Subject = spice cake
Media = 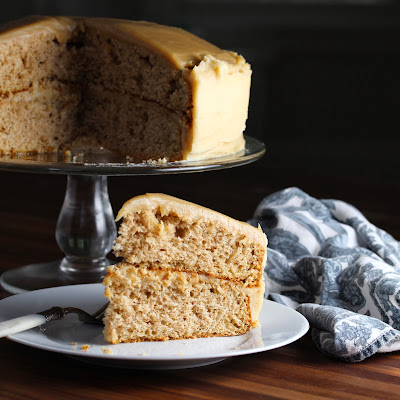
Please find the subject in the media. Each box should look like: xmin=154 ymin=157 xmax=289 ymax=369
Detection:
xmin=103 ymin=193 xmax=267 ymax=344
xmin=0 ymin=16 xmax=252 ymax=161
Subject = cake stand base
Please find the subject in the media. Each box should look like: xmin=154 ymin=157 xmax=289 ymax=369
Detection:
xmin=0 ymin=258 xmax=114 ymax=294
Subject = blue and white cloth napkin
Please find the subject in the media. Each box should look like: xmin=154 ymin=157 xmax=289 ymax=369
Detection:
xmin=248 ymin=187 xmax=400 ymax=362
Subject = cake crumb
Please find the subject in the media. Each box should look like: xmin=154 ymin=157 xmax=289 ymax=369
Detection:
xmin=101 ymin=346 xmax=114 ymax=355
xmin=177 ymin=351 xmax=184 ymax=356
xmin=81 ymin=344 xmax=90 ymax=352
xmin=139 ymin=351 xmax=148 ymax=356
xmin=141 ymin=157 xmax=168 ymax=165
xmin=71 ymin=342 xmax=77 ymax=346
xmin=72 ymin=152 xmax=84 ymax=163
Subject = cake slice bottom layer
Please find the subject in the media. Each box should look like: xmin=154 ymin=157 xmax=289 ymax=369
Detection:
xmin=103 ymin=263 xmax=257 ymax=344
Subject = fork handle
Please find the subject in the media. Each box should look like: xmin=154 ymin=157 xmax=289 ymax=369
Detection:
xmin=0 ymin=314 xmax=46 ymax=338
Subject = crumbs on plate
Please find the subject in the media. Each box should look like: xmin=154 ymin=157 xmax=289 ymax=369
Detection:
xmin=81 ymin=344 xmax=90 ymax=352
xmin=101 ymin=346 xmax=114 ymax=355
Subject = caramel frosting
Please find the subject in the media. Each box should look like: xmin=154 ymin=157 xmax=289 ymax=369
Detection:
xmin=0 ymin=16 xmax=245 ymax=70
xmin=0 ymin=15 xmax=76 ymax=42
xmin=81 ymin=18 xmax=238 ymax=69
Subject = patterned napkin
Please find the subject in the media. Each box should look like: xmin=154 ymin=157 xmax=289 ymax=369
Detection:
xmin=248 ymin=187 xmax=400 ymax=362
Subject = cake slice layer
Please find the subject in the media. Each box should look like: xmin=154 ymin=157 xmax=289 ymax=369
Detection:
xmin=103 ymin=263 xmax=264 ymax=344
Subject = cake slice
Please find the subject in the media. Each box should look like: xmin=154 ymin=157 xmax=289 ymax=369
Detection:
xmin=103 ymin=194 xmax=267 ymax=344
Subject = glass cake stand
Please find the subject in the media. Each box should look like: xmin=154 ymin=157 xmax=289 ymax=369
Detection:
xmin=0 ymin=136 xmax=265 ymax=294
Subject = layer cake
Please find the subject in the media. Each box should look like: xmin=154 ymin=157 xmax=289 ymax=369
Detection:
xmin=0 ymin=16 xmax=252 ymax=161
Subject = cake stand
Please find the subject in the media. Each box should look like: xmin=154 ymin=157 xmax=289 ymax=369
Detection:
xmin=0 ymin=136 xmax=265 ymax=294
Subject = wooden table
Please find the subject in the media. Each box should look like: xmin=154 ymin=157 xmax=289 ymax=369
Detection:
xmin=0 ymin=160 xmax=399 ymax=400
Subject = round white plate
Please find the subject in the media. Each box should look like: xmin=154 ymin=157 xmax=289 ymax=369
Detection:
xmin=0 ymin=284 xmax=309 ymax=369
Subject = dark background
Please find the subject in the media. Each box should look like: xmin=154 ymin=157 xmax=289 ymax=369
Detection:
xmin=0 ymin=1 xmax=399 ymax=242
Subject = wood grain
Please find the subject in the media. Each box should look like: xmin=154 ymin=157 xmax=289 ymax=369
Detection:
xmin=0 ymin=167 xmax=399 ymax=400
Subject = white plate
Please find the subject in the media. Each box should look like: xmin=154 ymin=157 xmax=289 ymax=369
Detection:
xmin=0 ymin=284 xmax=309 ymax=369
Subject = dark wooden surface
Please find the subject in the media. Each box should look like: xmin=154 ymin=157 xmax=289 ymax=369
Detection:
xmin=0 ymin=158 xmax=399 ymax=399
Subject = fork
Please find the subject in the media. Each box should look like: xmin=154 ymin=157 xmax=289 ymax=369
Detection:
xmin=0 ymin=302 xmax=108 ymax=338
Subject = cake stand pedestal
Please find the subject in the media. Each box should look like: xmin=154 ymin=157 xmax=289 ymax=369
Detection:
xmin=0 ymin=136 xmax=265 ymax=294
